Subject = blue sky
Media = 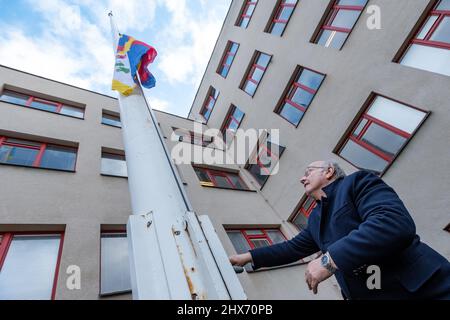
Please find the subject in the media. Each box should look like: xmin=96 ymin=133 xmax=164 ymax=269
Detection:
xmin=0 ymin=0 xmax=231 ymax=117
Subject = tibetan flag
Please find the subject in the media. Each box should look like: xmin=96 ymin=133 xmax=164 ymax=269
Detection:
xmin=112 ymin=34 xmax=157 ymax=96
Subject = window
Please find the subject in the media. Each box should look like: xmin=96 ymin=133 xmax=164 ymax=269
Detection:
xmin=313 ymin=0 xmax=368 ymax=49
xmin=236 ymin=0 xmax=258 ymax=28
xmin=193 ymin=166 xmax=249 ymax=190
xmin=276 ymin=66 xmax=325 ymax=126
xmin=100 ymin=232 xmax=131 ymax=295
xmin=337 ymin=95 xmax=429 ymax=175
xmin=172 ymin=128 xmax=214 ymax=148
xmin=399 ymin=0 xmax=450 ymax=76
xmin=241 ymin=52 xmax=271 ymax=96
xmin=217 ymin=41 xmax=239 ymax=78
xmin=102 ymin=111 xmax=122 ymax=128
xmin=290 ymin=196 xmax=317 ymax=231
xmin=200 ymin=87 xmax=219 ymax=121
xmin=226 ymin=228 xmax=286 ymax=271
xmin=246 ymin=138 xmax=286 ymax=187
xmin=0 ymin=232 xmax=63 ymax=300
xmin=101 ymin=152 xmax=127 ymax=177
xmin=0 ymin=89 xmax=85 ymax=118
xmin=0 ymin=136 xmax=77 ymax=171
xmin=221 ymin=105 xmax=245 ymax=143
xmin=266 ymin=0 xmax=298 ymax=36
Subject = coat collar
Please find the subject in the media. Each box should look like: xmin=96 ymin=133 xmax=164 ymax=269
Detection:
xmin=317 ymin=177 xmax=343 ymax=204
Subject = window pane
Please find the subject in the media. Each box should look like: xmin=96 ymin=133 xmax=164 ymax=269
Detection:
xmin=248 ymin=164 xmax=269 ymax=185
xmin=244 ymin=80 xmax=257 ymax=96
xmin=0 ymin=91 xmax=29 ymax=105
xmin=437 ymin=0 xmax=450 ymax=10
xmin=293 ymin=212 xmax=309 ymax=230
xmin=227 ymin=231 xmax=251 ymax=254
xmin=337 ymin=0 xmax=367 ymax=6
xmin=240 ymin=17 xmax=250 ymax=28
xmin=60 ymin=105 xmax=84 ymax=118
xmin=230 ymin=43 xmax=239 ymax=54
xmin=339 ymin=139 xmax=388 ymax=174
xmin=0 ymin=235 xmax=60 ymax=300
xmin=101 ymin=234 xmax=131 ymax=295
xmin=227 ymin=174 xmax=247 ymax=189
xmin=270 ymin=22 xmax=286 ymax=36
xmin=416 ymin=15 xmax=439 ymax=40
xmin=194 ymin=168 xmax=211 ymax=182
xmin=278 ymin=6 xmax=294 ymax=22
xmin=225 ymin=54 xmax=235 ymax=67
xmin=245 ymin=230 xmax=264 ymax=236
xmin=232 ymin=107 xmax=244 ymax=122
xmin=101 ymin=154 xmax=127 ymax=177
xmin=298 ymin=69 xmax=324 ymax=90
xmin=250 ymin=239 xmax=270 ymax=248
xmin=220 ymin=65 xmax=230 ymax=77
xmin=317 ymin=29 xmax=348 ymax=49
xmin=102 ymin=114 xmax=122 ymax=127
xmin=280 ymin=102 xmax=304 ymax=125
xmin=202 ymin=107 xmax=212 ymax=120
xmin=40 ymin=146 xmax=76 ymax=171
xmin=291 ymin=88 xmax=314 ymax=108
xmin=257 ymin=53 xmax=271 ymax=68
xmin=430 ymin=16 xmax=450 ymax=44
xmin=0 ymin=145 xmax=38 ymax=166
xmin=212 ymin=175 xmax=232 ymax=188
xmin=367 ymin=96 xmax=426 ymax=134
xmin=266 ymin=230 xmax=285 ymax=244
xmin=353 ymin=118 xmax=368 ymax=137
xmin=361 ymin=123 xmax=407 ymax=157
xmin=251 ymin=67 xmax=264 ymax=83
xmin=30 ymin=100 xmax=58 ymax=113
xmin=244 ymin=2 xmax=256 ymax=16
xmin=400 ymin=43 xmax=450 ymax=77
xmin=330 ymin=9 xmax=361 ymax=29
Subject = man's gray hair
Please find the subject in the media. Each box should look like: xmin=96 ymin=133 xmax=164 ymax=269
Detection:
xmin=324 ymin=160 xmax=346 ymax=180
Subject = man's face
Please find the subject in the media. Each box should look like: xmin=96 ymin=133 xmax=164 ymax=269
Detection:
xmin=300 ymin=161 xmax=329 ymax=195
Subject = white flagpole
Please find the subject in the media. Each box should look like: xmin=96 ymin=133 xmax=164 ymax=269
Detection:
xmin=108 ymin=12 xmax=246 ymax=300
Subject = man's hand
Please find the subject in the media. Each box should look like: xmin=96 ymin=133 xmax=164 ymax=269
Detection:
xmin=229 ymin=252 xmax=253 ymax=267
xmin=305 ymin=256 xmax=333 ymax=294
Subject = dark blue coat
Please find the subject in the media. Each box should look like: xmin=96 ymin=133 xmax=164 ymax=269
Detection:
xmin=250 ymin=171 xmax=450 ymax=299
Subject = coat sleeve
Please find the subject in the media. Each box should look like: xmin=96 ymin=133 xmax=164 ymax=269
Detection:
xmin=327 ymin=171 xmax=416 ymax=275
xmin=250 ymin=226 xmax=320 ymax=270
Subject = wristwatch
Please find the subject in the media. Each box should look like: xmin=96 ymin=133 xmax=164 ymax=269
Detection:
xmin=321 ymin=252 xmax=337 ymax=274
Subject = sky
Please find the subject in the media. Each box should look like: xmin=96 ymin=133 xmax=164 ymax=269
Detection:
xmin=0 ymin=0 xmax=231 ymax=117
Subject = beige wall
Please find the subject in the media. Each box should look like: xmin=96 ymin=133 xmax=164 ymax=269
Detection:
xmin=1 ymin=0 xmax=449 ymax=301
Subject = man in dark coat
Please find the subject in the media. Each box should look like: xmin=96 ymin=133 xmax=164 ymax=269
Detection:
xmin=229 ymin=160 xmax=450 ymax=299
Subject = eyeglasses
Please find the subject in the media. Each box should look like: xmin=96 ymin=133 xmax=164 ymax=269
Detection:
xmin=303 ymin=166 xmax=327 ymax=177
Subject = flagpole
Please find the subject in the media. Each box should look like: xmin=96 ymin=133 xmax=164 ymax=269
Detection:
xmin=108 ymin=12 xmax=246 ymax=300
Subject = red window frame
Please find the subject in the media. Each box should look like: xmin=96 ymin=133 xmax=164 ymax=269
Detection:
xmin=0 ymin=89 xmax=85 ymax=118
xmin=290 ymin=196 xmax=317 ymax=231
xmin=314 ymin=0 xmax=367 ymax=47
xmin=0 ymin=231 xmax=65 ymax=300
xmin=217 ymin=41 xmax=239 ymax=78
xmin=267 ymin=0 xmax=298 ymax=35
xmin=236 ymin=1 xmax=258 ymax=28
xmin=0 ymin=136 xmax=78 ymax=171
xmin=246 ymin=139 xmax=285 ymax=187
xmin=221 ymin=105 xmax=244 ymax=135
xmin=405 ymin=0 xmax=450 ymax=52
xmin=228 ymin=229 xmax=287 ymax=249
xmin=241 ymin=52 xmax=271 ymax=97
xmin=276 ymin=66 xmax=326 ymax=126
xmin=336 ymin=94 xmax=430 ymax=176
xmin=199 ymin=87 xmax=219 ymax=122
xmin=194 ymin=166 xmax=248 ymax=190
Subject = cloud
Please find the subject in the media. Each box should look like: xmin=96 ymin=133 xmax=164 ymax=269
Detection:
xmin=145 ymin=96 xmax=170 ymax=112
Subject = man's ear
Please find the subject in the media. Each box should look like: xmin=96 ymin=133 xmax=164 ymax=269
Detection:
xmin=325 ymin=167 xmax=335 ymax=180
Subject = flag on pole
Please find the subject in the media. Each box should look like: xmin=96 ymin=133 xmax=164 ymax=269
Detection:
xmin=112 ymin=34 xmax=157 ymax=96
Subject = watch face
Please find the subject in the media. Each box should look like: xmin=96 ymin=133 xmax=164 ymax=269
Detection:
xmin=321 ymin=254 xmax=328 ymax=265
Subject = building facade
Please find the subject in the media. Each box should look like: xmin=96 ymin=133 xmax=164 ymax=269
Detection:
xmin=0 ymin=0 xmax=449 ymax=300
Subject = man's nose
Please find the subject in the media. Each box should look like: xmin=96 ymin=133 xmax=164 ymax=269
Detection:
xmin=300 ymin=176 xmax=307 ymax=185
